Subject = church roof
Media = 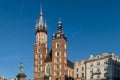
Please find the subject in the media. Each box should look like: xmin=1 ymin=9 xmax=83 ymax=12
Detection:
xmin=44 ymin=50 xmax=52 ymax=62
xmin=67 ymin=59 xmax=74 ymax=69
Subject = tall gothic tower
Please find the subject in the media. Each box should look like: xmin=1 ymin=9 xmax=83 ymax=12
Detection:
xmin=52 ymin=20 xmax=67 ymax=80
xmin=34 ymin=9 xmax=48 ymax=80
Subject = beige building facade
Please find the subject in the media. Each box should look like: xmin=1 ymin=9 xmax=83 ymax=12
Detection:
xmin=74 ymin=53 xmax=120 ymax=80
xmin=86 ymin=53 xmax=120 ymax=80
xmin=74 ymin=60 xmax=86 ymax=80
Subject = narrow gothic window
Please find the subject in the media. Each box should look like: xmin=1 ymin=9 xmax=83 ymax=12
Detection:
xmin=38 ymin=67 xmax=40 ymax=72
xmin=45 ymin=64 xmax=51 ymax=75
xmin=64 ymin=52 xmax=66 ymax=57
xmin=54 ymin=59 xmax=56 ymax=63
xmin=57 ymin=71 xmax=59 ymax=76
xmin=37 ymin=49 xmax=40 ymax=53
xmin=59 ymin=71 xmax=61 ymax=76
xmin=56 ymin=43 xmax=60 ymax=48
xmin=40 ymin=54 xmax=42 ymax=58
xmin=59 ymin=64 xmax=61 ymax=69
xmin=64 ymin=44 xmax=66 ymax=49
xmin=40 ymin=60 xmax=42 ymax=64
xmin=59 ymin=58 xmax=61 ymax=62
xmin=57 ymin=65 xmax=59 ymax=69
xmin=41 ymin=66 xmax=43 ymax=71
xmin=54 ymin=72 xmax=56 ymax=76
xmin=57 ymin=58 xmax=59 ymax=63
xmin=56 ymin=52 xmax=59 ymax=56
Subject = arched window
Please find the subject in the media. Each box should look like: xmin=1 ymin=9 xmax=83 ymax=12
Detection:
xmin=45 ymin=64 xmax=51 ymax=75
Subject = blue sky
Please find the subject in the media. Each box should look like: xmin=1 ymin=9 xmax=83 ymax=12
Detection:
xmin=0 ymin=0 xmax=120 ymax=79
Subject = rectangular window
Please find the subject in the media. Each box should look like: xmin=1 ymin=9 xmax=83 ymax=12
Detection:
xmin=104 ymin=73 xmax=107 ymax=77
xmin=97 ymin=68 xmax=100 ymax=72
xmin=97 ymin=62 xmax=100 ymax=65
xmin=97 ymin=75 xmax=100 ymax=79
xmin=82 ymin=67 xmax=84 ymax=71
xmin=82 ymin=73 xmax=84 ymax=77
xmin=90 ymin=63 xmax=93 ymax=67
xmin=104 ymin=60 xmax=108 ymax=64
xmin=104 ymin=67 xmax=107 ymax=71
xmin=76 ymin=74 xmax=78 ymax=78
xmin=76 ymin=68 xmax=78 ymax=72
xmin=90 ymin=69 xmax=93 ymax=74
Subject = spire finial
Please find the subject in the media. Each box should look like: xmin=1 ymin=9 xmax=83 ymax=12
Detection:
xmin=40 ymin=4 xmax=43 ymax=16
xmin=58 ymin=17 xmax=62 ymax=32
xmin=39 ymin=4 xmax=44 ymax=26
xmin=58 ymin=17 xmax=62 ymax=24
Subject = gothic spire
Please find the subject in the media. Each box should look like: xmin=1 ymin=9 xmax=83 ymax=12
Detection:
xmin=39 ymin=5 xmax=44 ymax=27
xmin=35 ymin=5 xmax=47 ymax=34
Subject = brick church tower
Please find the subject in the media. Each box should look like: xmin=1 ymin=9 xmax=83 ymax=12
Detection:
xmin=34 ymin=9 xmax=48 ymax=80
xmin=34 ymin=7 xmax=74 ymax=80
xmin=52 ymin=20 xmax=67 ymax=80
